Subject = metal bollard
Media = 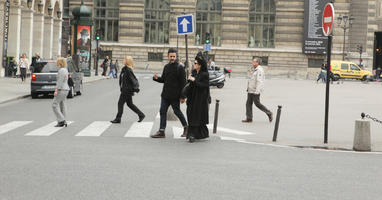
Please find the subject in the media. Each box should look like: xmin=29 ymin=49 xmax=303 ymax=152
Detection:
xmin=272 ymin=105 xmax=282 ymax=142
xmin=213 ymin=99 xmax=220 ymax=134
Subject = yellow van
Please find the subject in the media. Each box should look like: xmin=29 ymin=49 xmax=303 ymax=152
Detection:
xmin=331 ymin=60 xmax=372 ymax=81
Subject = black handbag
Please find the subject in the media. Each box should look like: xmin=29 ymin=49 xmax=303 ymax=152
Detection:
xmin=182 ymin=82 xmax=192 ymax=97
xmin=68 ymin=76 xmax=74 ymax=87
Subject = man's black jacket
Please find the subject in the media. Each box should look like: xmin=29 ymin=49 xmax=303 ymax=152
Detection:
xmin=153 ymin=62 xmax=186 ymax=100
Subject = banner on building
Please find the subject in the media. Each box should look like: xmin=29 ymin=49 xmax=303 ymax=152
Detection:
xmin=303 ymin=0 xmax=332 ymax=55
xmin=2 ymin=0 xmax=10 ymax=69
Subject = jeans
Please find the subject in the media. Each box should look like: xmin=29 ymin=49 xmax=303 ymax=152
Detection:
xmin=159 ymin=97 xmax=187 ymax=131
xmin=108 ymin=69 xmax=116 ymax=78
xmin=246 ymin=93 xmax=272 ymax=120
xmin=116 ymin=93 xmax=144 ymax=119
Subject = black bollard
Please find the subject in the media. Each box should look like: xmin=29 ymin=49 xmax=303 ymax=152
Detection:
xmin=272 ymin=105 xmax=282 ymax=142
xmin=213 ymin=99 xmax=220 ymax=134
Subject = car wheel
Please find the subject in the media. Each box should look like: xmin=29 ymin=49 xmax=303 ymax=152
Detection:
xmin=31 ymin=92 xmax=38 ymax=99
xmin=76 ymin=82 xmax=83 ymax=95
xmin=67 ymin=87 xmax=74 ymax=98
xmin=217 ymin=83 xmax=224 ymax=89
xmin=333 ymin=74 xmax=340 ymax=81
xmin=361 ymin=75 xmax=367 ymax=81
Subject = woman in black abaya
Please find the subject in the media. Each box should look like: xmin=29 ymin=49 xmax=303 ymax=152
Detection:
xmin=185 ymin=55 xmax=210 ymax=143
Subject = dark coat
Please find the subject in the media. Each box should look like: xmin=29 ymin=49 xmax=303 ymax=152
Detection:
xmin=153 ymin=62 xmax=186 ymax=100
xmin=119 ymin=66 xmax=139 ymax=96
xmin=186 ymin=70 xmax=210 ymax=126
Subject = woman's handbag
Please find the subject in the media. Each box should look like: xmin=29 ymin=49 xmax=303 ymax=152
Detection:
xmin=181 ymin=82 xmax=191 ymax=97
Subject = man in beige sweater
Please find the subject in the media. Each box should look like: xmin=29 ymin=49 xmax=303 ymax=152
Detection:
xmin=242 ymin=57 xmax=273 ymax=123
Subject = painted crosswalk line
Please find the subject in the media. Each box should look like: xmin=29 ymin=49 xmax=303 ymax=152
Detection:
xmin=0 ymin=121 xmax=33 ymax=135
xmin=76 ymin=121 xmax=111 ymax=137
xmin=124 ymin=122 xmax=153 ymax=138
xmin=172 ymin=127 xmax=184 ymax=139
xmin=25 ymin=121 xmax=73 ymax=136
xmin=207 ymin=124 xmax=255 ymax=135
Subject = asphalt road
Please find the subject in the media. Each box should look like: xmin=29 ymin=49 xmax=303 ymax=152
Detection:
xmin=0 ymin=76 xmax=381 ymax=200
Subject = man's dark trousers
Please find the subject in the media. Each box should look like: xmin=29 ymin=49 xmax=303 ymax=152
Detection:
xmin=246 ymin=93 xmax=272 ymax=120
xmin=159 ymin=97 xmax=187 ymax=131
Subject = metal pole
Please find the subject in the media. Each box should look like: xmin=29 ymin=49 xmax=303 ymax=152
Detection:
xmin=342 ymin=26 xmax=346 ymax=61
xmin=272 ymin=105 xmax=282 ymax=142
xmin=213 ymin=99 xmax=220 ymax=134
xmin=95 ymin=39 xmax=98 ymax=76
xmin=324 ymin=35 xmax=332 ymax=144
xmin=185 ymin=34 xmax=189 ymax=77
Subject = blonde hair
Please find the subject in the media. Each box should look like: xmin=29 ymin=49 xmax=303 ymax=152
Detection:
xmin=56 ymin=57 xmax=67 ymax=68
xmin=124 ymin=56 xmax=134 ymax=69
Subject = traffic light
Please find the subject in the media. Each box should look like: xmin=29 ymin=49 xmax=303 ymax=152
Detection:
xmin=205 ymin=32 xmax=210 ymax=44
xmin=95 ymin=29 xmax=101 ymax=40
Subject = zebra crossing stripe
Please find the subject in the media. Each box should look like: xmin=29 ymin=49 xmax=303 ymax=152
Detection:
xmin=124 ymin=122 xmax=153 ymax=138
xmin=0 ymin=121 xmax=33 ymax=135
xmin=207 ymin=124 xmax=254 ymax=135
xmin=172 ymin=127 xmax=184 ymax=139
xmin=25 ymin=121 xmax=73 ymax=136
xmin=76 ymin=121 xmax=111 ymax=137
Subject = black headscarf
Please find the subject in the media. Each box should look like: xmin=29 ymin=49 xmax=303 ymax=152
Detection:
xmin=195 ymin=54 xmax=207 ymax=72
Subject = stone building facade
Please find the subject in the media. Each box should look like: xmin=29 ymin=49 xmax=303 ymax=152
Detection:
xmin=0 ymin=0 xmax=63 ymax=77
xmin=5 ymin=0 xmax=382 ymax=78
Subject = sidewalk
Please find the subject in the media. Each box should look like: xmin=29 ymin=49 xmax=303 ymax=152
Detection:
xmin=0 ymin=71 xmax=107 ymax=104
xmin=209 ymin=77 xmax=382 ymax=152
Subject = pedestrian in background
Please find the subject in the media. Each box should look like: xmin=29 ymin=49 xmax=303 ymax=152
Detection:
xmin=208 ymin=57 xmax=215 ymax=70
xmin=52 ymin=57 xmax=70 ymax=127
xmin=9 ymin=59 xmax=17 ymax=78
xmin=30 ymin=53 xmax=41 ymax=74
xmin=108 ymin=59 xmax=116 ymax=78
xmin=184 ymin=55 xmax=210 ymax=143
xmin=110 ymin=56 xmax=145 ymax=124
xmin=242 ymin=57 xmax=273 ymax=123
xmin=114 ymin=59 xmax=119 ymax=78
xmin=151 ymin=48 xmax=188 ymax=138
xmin=102 ymin=56 xmax=109 ymax=76
xmin=18 ymin=53 xmax=29 ymax=83
xmin=317 ymin=64 xmax=327 ymax=83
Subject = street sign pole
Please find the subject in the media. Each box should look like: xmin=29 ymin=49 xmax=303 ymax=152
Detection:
xmin=322 ymin=3 xmax=334 ymax=144
xmin=185 ymin=34 xmax=189 ymax=77
xmin=324 ymin=35 xmax=332 ymax=144
xmin=95 ymin=39 xmax=98 ymax=76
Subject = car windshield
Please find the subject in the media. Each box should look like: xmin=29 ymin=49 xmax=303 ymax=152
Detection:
xmin=34 ymin=62 xmax=59 ymax=73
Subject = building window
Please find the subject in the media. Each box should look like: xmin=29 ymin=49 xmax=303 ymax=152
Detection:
xmin=148 ymin=52 xmax=163 ymax=61
xmin=144 ymin=0 xmax=170 ymax=44
xmin=253 ymin=56 xmax=269 ymax=66
xmin=308 ymin=59 xmax=324 ymax=68
xmin=249 ymin=0 xmax=275 ymax=48
xmin=195 ymin=0 xmax=222 ymax=46
xmin=63 ymin=0 xmax=69 ymax=18
xmin=94 ymin=0 xmax=119 ymax=42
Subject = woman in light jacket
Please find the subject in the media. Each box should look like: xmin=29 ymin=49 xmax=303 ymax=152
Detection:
xmin=18 ymin=53 xmax=29 ymax=82
xmin=110 ymin=56 xmax=145 ymax=123
xmin=52 ymin=57 xmax=70 ymax=127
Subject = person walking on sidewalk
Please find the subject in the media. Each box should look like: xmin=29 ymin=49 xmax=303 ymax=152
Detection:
xmin=18 ymin=53 xmax=29 ymax=83
xmin=317 ymin=64 xmax=327 ymax=83
xmin=151 ymin=48 xmax=188 ymax=138
xmin=110 ymin=56 xmax=145 ymax=124
xmin=52 ymin=57 xmax=70 ymax=127
xmin=108 ymin=59 xmax=116 ymax=78
xmin=184 ymin=55 xmax=210 ymax=143
xmin=114 ymin=59 xmax=119 ymax=78
xmin=242 ymin=57 xmax=273 ymax=123
xmin=102 ymin=56 xmax=109 ymax=76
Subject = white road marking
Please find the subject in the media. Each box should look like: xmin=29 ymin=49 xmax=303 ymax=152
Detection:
xmin=172 ymin=127 xmax=184 ymax=139
xmin=0 ymin=121 xmax=33 ymax=135
xmin=124 ymin=122 xmax=153 ymax=138
xmin=156 ymin=113 xmax=160 ymax=119
xmin=220 ymin=136 xmax=245 ymax=142
xmin=207 ymin=124 xmax=254 ymax=135
xmin=25 ymin=121 xmax=73 ymax=136
xmin=76 ymin=121 xmax=111 ymax=137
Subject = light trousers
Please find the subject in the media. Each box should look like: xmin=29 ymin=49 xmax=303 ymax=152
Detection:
xmin=52 ymin=90 xmax=69 ymax=122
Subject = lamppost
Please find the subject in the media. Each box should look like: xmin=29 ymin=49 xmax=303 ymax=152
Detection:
xmin=337 ymin=15 xmax=355 ymax=61
xmin=357 ymin=44 xmax=363 ymax=67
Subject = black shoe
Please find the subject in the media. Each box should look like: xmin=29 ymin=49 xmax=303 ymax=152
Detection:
xmin=110 ymin=119 xmax=121 ymax=123
xmin=189 ymin=135 xmax=195 ymax=143
xmin=55 ymin=121 xmax=67 ymax=127
xmin=181 ymin=126 xmax=188 ymax=137
xmin=138 ymin=115 xmax=145 ymax=122
xmin=241 ymin=119 xmax=253 ymax=123
xmin=151 ymin=130 xmax=165 ymax=138
xmin=268 ymin=112 xmax=273 ymax=123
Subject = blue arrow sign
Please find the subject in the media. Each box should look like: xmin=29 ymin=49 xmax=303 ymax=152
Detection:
xmin=177 ymin=14 xmax=194 ymax=35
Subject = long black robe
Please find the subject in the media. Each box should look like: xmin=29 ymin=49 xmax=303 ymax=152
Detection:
xmin=186 ymin=70 xmax=210 ymax=139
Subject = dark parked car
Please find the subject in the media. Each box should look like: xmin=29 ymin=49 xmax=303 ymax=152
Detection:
xmin=31 ymin=58 xmax=83 ymax=98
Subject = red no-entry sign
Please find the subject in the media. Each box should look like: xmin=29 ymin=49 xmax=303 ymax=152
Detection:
xmin=322 ymin=3 xmax=335 ymax=36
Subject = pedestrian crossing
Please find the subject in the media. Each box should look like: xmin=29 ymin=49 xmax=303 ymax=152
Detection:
xmin=0 ymin=121 xmax=252 ymax=140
